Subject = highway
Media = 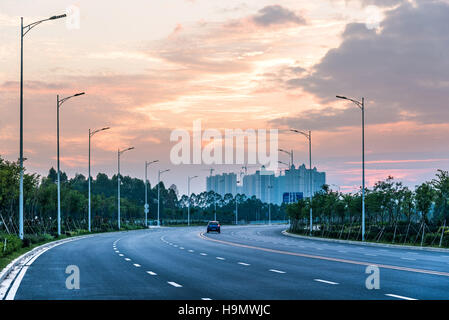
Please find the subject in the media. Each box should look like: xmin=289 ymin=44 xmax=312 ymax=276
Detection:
xmin=5 ymin=225 xmax=449 ymax=300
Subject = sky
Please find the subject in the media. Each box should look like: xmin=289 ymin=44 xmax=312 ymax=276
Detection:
xmin=1 ymin=0 xmax=449 ymax=196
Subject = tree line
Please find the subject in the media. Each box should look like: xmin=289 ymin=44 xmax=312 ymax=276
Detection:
xmin=0 ymin=155 xmax=287 ymax=236
xmin=286 ymin=170 xmax=449 ymax=247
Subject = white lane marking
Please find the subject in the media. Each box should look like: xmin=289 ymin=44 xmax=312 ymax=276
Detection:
xmin=364 ymin=254 xmax=377 ymax=256
xmin=202 ymin=298 xmax=212 ymax=300
xmin=188 ymin=250 xmax=194 ymax=253
xmin=133 ymin=264 xmax=141 ymax=267
xmin=338 ymin=250 xmax=347 ymax=253
xmin=269 ymin=269 xmax=286 ymax=274
xmin=385 ymin=294 xmax=417 ymax=300
xmin=115 ymin=250 xmax=119 ymax=253
xmin=401 ymin=257 xmax=416 ymax=261
xmin=238 ymin=262 xmax=250 ymax=266
xmin=216 ymin=257 xmax=225 ymax=260
xmin=314 ymin=279 xmax=339 ymax=285
xmin=147 ymin=271 xmax=157 ymax=276
xmin=168 ymin=281 xmax=183 ymax=288
xmin=119 ymin=254 xmax=124 ymax=257
xmin=173 ymin=245 xmax=178 ymax=247
xmin=200 ymin=253 xmax=207 ymax=256
xmin=125 ymin=258 xmax=131 ymax=261
xmin=180 ymin=247 xmax=184 ymax=250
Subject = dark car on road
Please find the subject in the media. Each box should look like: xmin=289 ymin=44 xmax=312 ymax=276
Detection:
xmin=206 ymin=221 xmax=220 ymax=233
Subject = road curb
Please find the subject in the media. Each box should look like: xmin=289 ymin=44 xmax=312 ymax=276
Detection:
xmin=281 ymin=230 xmax=449 ymax=253
xmin=0 ymin=234 xmax=93 ymax=285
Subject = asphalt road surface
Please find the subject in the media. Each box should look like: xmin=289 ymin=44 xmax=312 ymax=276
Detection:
xmin=7 ymin=225 xmax=449 ymax=300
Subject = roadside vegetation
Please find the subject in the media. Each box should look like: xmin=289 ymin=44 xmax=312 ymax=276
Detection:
xmin=0 ymin=155 xmax=287 ymax=269
xmin=287 ymin=170 xmax=449 ymax=248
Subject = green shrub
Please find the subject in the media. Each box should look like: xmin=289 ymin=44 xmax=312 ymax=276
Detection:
xmin=0 ymin=233 xmax=23 ymax=257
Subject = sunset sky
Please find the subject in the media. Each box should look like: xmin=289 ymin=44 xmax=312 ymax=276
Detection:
xmin=1 ymin=0 xmax=448 ymax=196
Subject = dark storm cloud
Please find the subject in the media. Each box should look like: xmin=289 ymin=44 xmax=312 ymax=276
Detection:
xmin=252 ymin=5 xmax=306 ymax=26
xmin=274 ymin=0 xmax=449 ymax=130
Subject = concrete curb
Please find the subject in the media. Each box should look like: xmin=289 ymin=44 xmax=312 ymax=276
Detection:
xmin=0 ymin=234 xmax=95 ymax=285
xmin=281 ymin=230 xmax=449 ymax=253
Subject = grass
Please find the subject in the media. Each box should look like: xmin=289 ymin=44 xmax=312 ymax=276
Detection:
xmin=0 ymin=238 xmax=57 ymax=271
xmin=288 ymin=229 xmax=448 ymax=249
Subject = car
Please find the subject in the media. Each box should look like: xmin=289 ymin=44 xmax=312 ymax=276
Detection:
xmin=206 ymin=221 xmax=220 ymax=233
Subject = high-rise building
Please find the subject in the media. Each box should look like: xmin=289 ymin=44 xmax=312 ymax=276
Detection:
xmin=206 ymin=172 xmax=237 ymax=197
xmin=206 ymin=165 xmax=326 ymax=205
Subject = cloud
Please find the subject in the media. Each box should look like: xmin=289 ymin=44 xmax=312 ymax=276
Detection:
xmin=277 ymin=0 xmax=449 ymax=129
xmin=252 ymin=5 xmax=306 ymax=27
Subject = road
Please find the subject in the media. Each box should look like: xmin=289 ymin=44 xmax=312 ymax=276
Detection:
xmin=5 ymin=225 xmax=449 ymax=300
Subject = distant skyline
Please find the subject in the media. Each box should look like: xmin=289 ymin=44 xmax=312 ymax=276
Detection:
xmin=1 ymin=0 xmax=449 ymax=196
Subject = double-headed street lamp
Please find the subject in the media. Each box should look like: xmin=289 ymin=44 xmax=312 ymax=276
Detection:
xmin=19 ymin=14 xmax=66 ymax=239
xmin=88 ymin=127 xmax=110 ymax=232
xmin=145 ymin=160 xmax=159 ymax=227
xmin=290 ymin=129 xmax=313 ymax=235
xmin=57 ymin=92 xmax=85 ymax=236
xmin=336 ymin=95 xmax=366 ymax=241
xmin=278 ymin=148 xmax=293 ymax=168
xmin=187 ymin=175 xmax=198 ymax=226
xmin=267 ymin=176 xmax=273 ymax=225
xmin=117 ymin=147 xmax=134 ymax=230
xmin=157 ymin=169 xmax=170 ymax=227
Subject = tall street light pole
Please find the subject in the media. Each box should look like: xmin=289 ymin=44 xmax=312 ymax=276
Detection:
xmin=157 ymin=169 xmax=170 ymax=227
xmin=268 ymin=175 xmax=273 ymax=225
xmin=145 ymin=160 xmax=159 ymax=227
xmin=88 ymin=127 xmax=110 ymax=232
xmin=118 ymin=147 xmax=134 ymax=230
xmin=57 ymin=92 xmax=85 ymax=236
xmin=19 ymin=13 xmax=66 ymax=239
xmin=337 ymin=95 xmax=366 ymax=241
xmin=290 ymin=129 xmax=313 ymax=235
xmin=187 ymin=175 xmax=198 ymax=226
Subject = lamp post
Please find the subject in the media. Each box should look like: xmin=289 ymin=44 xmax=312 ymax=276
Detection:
xmin=290 ymin=129 xmax=313 ymax=235
xmin=337 ymin=95 xmax=366 ymax=241
xmin=118 ymin=147 xmax=134 ymax=230
xmin=187 ymin=175 xmax=198 ymax=226
xmin=144 ymin=160 xmax=159 ymax=227
xmin=157 ymin=169 xmax=170 ymax=227
xmin=19 ymin=13 xmax=66 ymax=239
xmin=88 ymin=126 xmax=110 ymax=232
xmin=57 ymin=92 xmax=85 ymax=236
xmin=268 ymin=176 xmax=273 ymax=225
xmin=278 ymin=148 xmax=293 ymax=168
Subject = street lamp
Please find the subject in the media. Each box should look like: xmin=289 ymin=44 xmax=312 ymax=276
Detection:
xmin=145 ymin=160 xmax=159 ymax=227
xmin=19 ymin=13 xmax=66 ymax=240
xmin=117 ymin=147 xmax=134 ymax=230
xmin=278 ymin=148 xmax=293 ymax=167
xmin=157 ymin=169 xmax=170 ymax=227
xmin=290 ymin=129 xmax=313 ymax=235
xmin=336 ymin=95 xmax=366 ymax=241
xmin=187 ymin=175 xmax=198 ymax=226
xmin=267 ymin=176 xmax=273 ymax=225
xmin=88 ymin=127 xmax=110 ymax=232
xmin=56 ymin=92 xmax=85 ymax=236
